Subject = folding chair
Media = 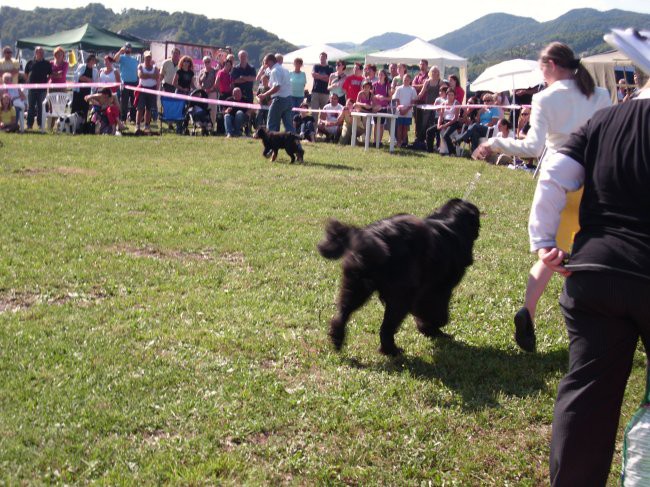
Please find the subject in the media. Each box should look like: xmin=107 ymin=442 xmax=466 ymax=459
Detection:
xmin=159 ymin=97 xmax=186 ymax=135
xmin=41 ymin=92 xmax=71 ymax=133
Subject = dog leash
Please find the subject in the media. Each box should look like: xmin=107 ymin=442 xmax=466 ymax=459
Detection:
xmin=463 ymin=172 xmax=482 ymax=200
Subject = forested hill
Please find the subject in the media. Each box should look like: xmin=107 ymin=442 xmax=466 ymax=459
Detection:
xmin=0 ymin=4 xmax=296 ymax=65
xmin=430 ymin=8 xmax=650 ymax=78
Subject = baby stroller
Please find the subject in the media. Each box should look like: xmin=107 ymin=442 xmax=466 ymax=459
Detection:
xmin=185 ymin=89 xmax=213 ymax=136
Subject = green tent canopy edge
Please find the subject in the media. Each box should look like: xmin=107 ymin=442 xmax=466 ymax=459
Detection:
xmin=16 ymin=23 xmax=147 ymax=52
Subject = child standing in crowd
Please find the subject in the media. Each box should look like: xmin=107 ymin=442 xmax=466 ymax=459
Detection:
xmin=391 ymin=63 xmax=408 ymax=95
xmin=373 ymin=69 xmax=392 ymax=144
xmin=392 ymin=73 xmax=417 ymax=148
xmin=256 ymin=74 xmax=270 ymax=127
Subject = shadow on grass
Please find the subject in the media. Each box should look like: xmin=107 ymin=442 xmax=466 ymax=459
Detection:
xmin=345 ymin=339 xmax=568 ymax=411
xmin=304 ymin=161 xmax=361 ymax=171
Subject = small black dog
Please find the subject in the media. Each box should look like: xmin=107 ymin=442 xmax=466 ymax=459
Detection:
xmin=318 ymin=198 xmax=480 ymax=356
xmin=253 ymin=126 xmax=304 ymax=163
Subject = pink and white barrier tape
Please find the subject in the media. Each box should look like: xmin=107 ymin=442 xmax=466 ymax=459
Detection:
xmin=1 ymin=82 xmax=529 ymax=112
xmin=2 ymin=82 xmax=120 ymax=90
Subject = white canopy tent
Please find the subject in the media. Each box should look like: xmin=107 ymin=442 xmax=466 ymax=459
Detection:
xmin=365 ymin=38 xmax=467 ymax=99
xmin=282 ymin=44 xmax=351 ymax=94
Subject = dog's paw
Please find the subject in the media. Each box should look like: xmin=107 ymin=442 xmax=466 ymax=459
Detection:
xmin=378 ymin=344 xmax=403 ymax=357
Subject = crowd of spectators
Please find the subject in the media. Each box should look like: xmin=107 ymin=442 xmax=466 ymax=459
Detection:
xmin=1 ymin=43 xmax=643 ymax=157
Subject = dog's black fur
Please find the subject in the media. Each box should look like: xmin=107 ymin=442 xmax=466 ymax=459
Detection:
xmin=253 ymin=126 xmax=304 ymax=163
xmin=318 ymin=198 xmax=480 ymax=356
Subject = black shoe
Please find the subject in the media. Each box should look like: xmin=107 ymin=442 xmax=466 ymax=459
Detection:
xmin=514 ymin=307 xmax=536 ymax=352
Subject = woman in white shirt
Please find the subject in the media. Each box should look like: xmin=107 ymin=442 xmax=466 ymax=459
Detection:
xmin=474 ymin=42 xmax=611 ymax=353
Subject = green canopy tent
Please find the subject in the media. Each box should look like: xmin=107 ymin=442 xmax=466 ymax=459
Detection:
xmin=16 ymin=23 xmax=147 ymax=52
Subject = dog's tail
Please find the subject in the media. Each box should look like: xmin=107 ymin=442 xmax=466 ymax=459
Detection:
xmin=317 ymin=219 xmax=355 ymax=259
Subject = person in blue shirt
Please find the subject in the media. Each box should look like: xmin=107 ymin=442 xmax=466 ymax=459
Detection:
xmin=114 ymin=42 xmax=140 ymax=123
xmin=457 ymin=93 xmax=500 ymax=151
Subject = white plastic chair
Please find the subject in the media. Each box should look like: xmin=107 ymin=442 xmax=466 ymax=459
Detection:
xmin=41 ymin=92 xmax=71 ymax=133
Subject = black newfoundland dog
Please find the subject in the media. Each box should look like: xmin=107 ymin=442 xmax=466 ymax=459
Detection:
xmin=253 ymin=126 xmax=304 ymax=163
xmin=318 ymin=198 xmax=480 ymax=356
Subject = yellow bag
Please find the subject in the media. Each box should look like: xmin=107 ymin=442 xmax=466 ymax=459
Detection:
xmin=556 ymin=187 xmax=583 ymax=254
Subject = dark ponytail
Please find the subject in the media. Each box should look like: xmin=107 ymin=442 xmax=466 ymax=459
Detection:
xmin=540 ymin=42 xmax=595 ymax=98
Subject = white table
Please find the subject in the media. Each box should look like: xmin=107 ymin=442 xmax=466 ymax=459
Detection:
xmin=350 ymin=112 xmax=398 ymax=153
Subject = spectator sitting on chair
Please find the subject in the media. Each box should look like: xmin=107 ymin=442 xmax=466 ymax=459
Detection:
xmin=24 ymin=46 xmax=52 ymax=131
xmin=159 ymin=48 xmax=181 ymax=131
xmin=85 ymin=88 xmax=120 ymax=135
xmin=311 ymin=52 xmax=333 ymax=110
xmin=317 ymin=92 xmax=343 ymax=141
xmin=425 ymin=84 xmax=449 ymax=152
xmin=436 ymin=88 xmax=460 ymax=155
xmin=135 ymin=51 xmax=160 ymax=134
xmin=0 ymin=93 xmax=18 ymax=132
xmin=293 ymin=102 xmax=316 ymax=142
xmin=517 ymin=108 xmax=531 ymax=139
xmin=49 ymin=47 xmax=68 ymax=92
xmin=456 ymin=93 xmax=499 ymax=151
xmin=338 ymin=98 xmax=363 ymax=145
xmin=2 ymin=72 xmax=26 ymax=132
xmin=224 ymin=87 xmax=250 ymax=137
xmin=71 ymin=54 xmax=99 ymax=122
xmin=114 ymin=42 xmax=140 ymax=123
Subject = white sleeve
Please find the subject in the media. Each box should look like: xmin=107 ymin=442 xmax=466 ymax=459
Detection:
xmin=488 ymin=95 xmax=548 ymax=158
xmin=528 ymin=152 xmax=585 ymax=252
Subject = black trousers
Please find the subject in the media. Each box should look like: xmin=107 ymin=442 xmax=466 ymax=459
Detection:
xmin=551 ymin=271 xmax=650 ymax=486
xmin=120 ymin=82 xmax=138 ymax=122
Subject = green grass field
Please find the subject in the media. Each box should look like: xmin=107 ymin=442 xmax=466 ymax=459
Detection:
xmin=0 ymin=133 xmax=645 ymax=485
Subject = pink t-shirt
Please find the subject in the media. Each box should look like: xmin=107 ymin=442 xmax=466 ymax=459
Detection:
xmin=216 ymin=69 xmax=232 ymax=95
xmin=50 ymin=61 xmax=68 ymax=84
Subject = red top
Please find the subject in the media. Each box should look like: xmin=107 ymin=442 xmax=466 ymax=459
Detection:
xmin=216 ymin=69 xmax=232 ymax=95
xmin=342 ymin=75 xmax=363 ymax=104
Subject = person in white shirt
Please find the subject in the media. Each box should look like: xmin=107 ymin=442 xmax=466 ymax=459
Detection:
xmin=392 ymin=73 xmax=418 ymax=147
xmin=257 ymin=53 xmax=294 ymax=132
xmin=473 ymin=41 xmax=611 ymax=353
xmin=317 ymin=92 xmax=343 ymax=140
